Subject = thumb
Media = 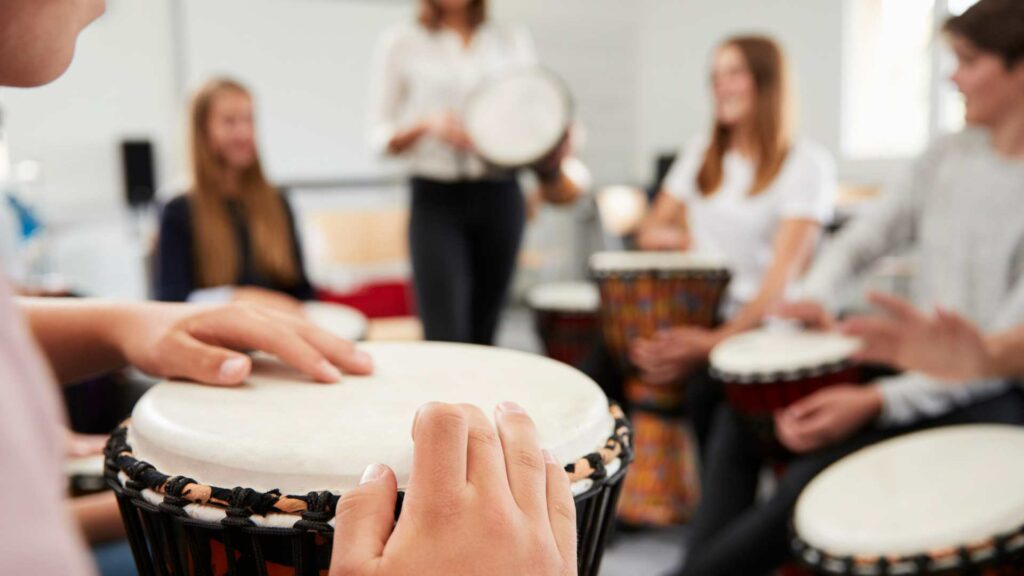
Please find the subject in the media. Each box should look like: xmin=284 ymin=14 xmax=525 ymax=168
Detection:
xmin=156 ymin=333 xmax=253 ymax=386
xmin=331 ymin=464 xmax=398 ymax=575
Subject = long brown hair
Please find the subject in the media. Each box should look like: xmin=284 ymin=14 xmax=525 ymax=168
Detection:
xmin=188 ymin=77 xmax=300 ymax=289
xmin=419 ymin=0 xmax=487 ymax=31
xmin=696 ymin=36 xmax=794 ymax=197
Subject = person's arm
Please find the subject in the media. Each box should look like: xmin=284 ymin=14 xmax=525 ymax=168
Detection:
xmin=717 ymin=219 xmax=822 ymax=339
xmin=798 ymin=155 xmax=929 ymax=311
xmin=841 ymin=292 xmax=1024 ymax=381
xmin=988 ymin=326 xmax=1024 ymax=379
xmin=636 ymin=142 xmax=702 ymax=251
xmin=20 ymin=299 xmax=373 ymax=386
xmin=71 ymin=492 xmax=125 ymax=545
xmin=635 ymin=191 xmax=690 ymax=251
xmin=153 ymin=197 xmax=196 ymax=302
xmin=369 ymin=28 xmax=429 ymax=157
xmin=280 ymin=192 xmax=316 ymax=301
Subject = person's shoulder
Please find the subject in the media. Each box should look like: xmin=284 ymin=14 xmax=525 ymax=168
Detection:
xmin=789 ymin=138 xmax=836 ymax=171
xmin=481 ymin=21 xmax=532 ymax=44
xmin=162 ymin=194 xmax=192 ymax=220
xmin=930 ymin=128 xmax=989 ymax=158
xmin=379 ymin=22 xmax=423 ymax=51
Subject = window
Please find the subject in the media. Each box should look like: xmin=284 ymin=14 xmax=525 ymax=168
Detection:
xmin=842 ymin=0 xmax=980 ymax=160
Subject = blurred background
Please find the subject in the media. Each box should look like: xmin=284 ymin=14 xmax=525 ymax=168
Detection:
xmin=0 ymin=0 xmax=981 ymax=573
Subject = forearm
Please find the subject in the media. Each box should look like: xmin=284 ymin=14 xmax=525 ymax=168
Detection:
xmin=70 ymin=492 xmax=126 ymax=545
xmin=874 ymin=373 xmax=1009 ymax=427
xmin=387 ymin=121 xmax=429 ymax=155
xmin=19 ymin=298 xmax=138 ymax=384
xmin=986 ymin=326 xmax=1024 ymax=379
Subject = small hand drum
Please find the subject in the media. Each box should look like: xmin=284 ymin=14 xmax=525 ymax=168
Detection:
xmin=464 ymin=67 xmax=573 ymax=170
xmin=712 ymin=328 xmax=862 ymax=461
xmin=793 ymin=425 xmax=1024 ymax=575
xmin=526 ymin=281 xmax=601 ymax=370
xmin=106 ymin=343 xmax=632 ymax=576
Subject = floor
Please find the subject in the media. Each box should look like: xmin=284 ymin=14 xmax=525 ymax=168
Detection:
xmin=496 ymin=306 xmax=690 ymax=576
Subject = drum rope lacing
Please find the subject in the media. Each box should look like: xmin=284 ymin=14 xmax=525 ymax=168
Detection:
xmin=791 ymin=524 xmax=1024 ymax=575
xmin=105 ymin=404 xmax=633 ymax=532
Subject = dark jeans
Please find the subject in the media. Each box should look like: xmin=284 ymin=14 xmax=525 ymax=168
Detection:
xmin=677 ymin=387 xmax=1024 ymax=576
xmin=409 ymin=177 xmax=525 ymax=345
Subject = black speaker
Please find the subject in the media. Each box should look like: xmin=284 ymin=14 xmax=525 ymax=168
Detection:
xmin=121 ymin=140 xmax=156 ymax=208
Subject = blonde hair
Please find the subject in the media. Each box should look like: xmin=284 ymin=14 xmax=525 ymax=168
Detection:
xmin=418 ymin=0 xmax=487 ymax=31
xmin=187 ymin=77 xmax=299 ymax=289
xmin=697 ymin=36 xmax=794 ymax=197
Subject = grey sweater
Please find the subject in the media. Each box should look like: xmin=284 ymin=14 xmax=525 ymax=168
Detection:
xmin=800 ymin=129 xmax=1024 ymax=426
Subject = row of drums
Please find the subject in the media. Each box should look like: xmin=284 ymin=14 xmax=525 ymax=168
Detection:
xmin=528 ymin=251 xmax=1024 ymax=575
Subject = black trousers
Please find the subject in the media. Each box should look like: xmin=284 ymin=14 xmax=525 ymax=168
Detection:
xmin=677 ymin=387 xmax=1024 ymax=576
xmin=409 ymin=177 xmax=525 ymax=345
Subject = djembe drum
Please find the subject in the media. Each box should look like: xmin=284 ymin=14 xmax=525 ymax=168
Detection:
xmin=527 ymin=281 xmax=601 ymax=370
xmin=793 ymin=425 xmax=1024 ymax=575
xmin=589 ymin=251 xmax=730 ymax=526
xmin=105 ymin=343 xmax=632 ymax=576
xmin=712 ymin=328 xmax=862 ymax=461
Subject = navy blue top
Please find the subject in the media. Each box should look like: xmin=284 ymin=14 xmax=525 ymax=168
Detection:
xmin=153 ymin=192 xmax=315 ymax=302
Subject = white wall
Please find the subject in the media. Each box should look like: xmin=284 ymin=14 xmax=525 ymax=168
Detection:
xmin=636 ymin=0 xmax=846 ymax=183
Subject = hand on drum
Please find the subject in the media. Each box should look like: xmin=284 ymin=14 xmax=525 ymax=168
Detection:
xmin=630 ymin=326 xmax=716 ymax=385
xmin=635 ymin=225 xmax=691 ymax=252
xmin=331 ymin=402 xmax=578 ymax=576
xmin=775 ymin=299 xmax=836 ymax=330
xmin=839 ymin=291 xmax=992 ymax=382
xmin=114 ymin=302 xmax=373 ymax=386
xmin=774 ymin=384 xmax=883 ymax=454
xmin=426 ymin=110 xmax=475 ymax=152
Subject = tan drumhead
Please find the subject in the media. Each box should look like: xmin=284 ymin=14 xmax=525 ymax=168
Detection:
xmin=128 ymin=342 xmax=613 ymax=495
xmin=795 ymin=425 xmax=1024 ymax=558
xmin=710 ymin=328 xmax=860 ymax=378
xmin=464 ymin=67 xmax=571 ymax=167
xmin=589 ymin=251 xmax=728 ymax=274
xmin=527 ymin=282 xmax=600 ymax=313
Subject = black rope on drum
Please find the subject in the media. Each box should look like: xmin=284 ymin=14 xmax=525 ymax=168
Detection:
xmin=104 ymin=402 xmax=634 ymax=535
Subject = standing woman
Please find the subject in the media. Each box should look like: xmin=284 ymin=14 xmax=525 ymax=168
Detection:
xmin=155 ymin=78 xmax=314 ymax=312
xmin=370 ymin=0 xmax=567 ymax=344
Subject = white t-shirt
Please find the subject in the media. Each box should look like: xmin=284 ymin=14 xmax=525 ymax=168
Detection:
xmin=0 ymin=277 xmax=95 ymax=575
xmin=369 ymin=22 xmax=537 ymax=182
xmin=663 ymin=134 xmax=837 ymax=315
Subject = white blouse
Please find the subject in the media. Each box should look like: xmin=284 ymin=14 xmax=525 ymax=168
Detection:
xmin=663 ymin=134 xmax=837 ymax=315
xmin=369 ymin=22 xmax=537 ymax=182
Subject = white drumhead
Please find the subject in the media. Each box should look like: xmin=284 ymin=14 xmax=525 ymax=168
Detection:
xmin=589 ymin=251 xmax=728 ymax=273
xmin=304 ymin=302 xmax=368 ymax=342
xmin=795 ymin=425 xmax=1024 ymax=558
xmin=527 ymin=282 xmax=600 ymax=313
xmin=710 ymin=328 xmax=860 ymax=377
xmin=464 ymin=68 xmax=571 ymax=167
xmin=129 ymin=342 xmax=613 ymax=495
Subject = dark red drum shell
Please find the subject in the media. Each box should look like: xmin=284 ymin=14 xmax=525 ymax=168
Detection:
xmin=718 ymin=365 xmax=863 ymax=461
xmin=533 ymin=308 xmax=602 ymax=369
